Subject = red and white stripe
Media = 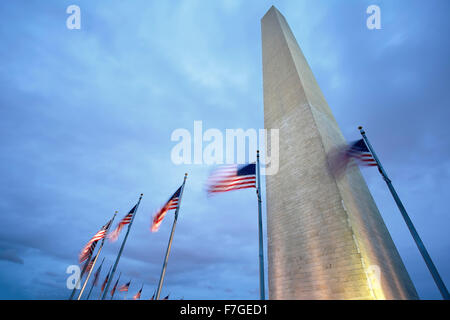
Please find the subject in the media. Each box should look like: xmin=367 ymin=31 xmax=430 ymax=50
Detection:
xmin=108 ymin=212 xmax=133 ymax=242
xmin=101 ymin=273 xmax=109 ymax=292
xmin=207 ymin=165 xmax=256 ymax=193
xmin=119 ymin=281 xmax=130 ymax=292
xmin=151 ymin=198 xmax=178 ymax=232
xmin=85 ymin=257 xmax=95 ymax=273
xmin=348 ymin=151 xmax=377 ymax=167
xmin=79 ymin=228 xmax=106 ymax=263
xmin=151 ymin=186 xmax=182 ymax=233
xmin=133 ymin=288 xmax=142 ymax=300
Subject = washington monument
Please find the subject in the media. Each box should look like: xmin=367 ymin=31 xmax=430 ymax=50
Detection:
xmin=261 ymin=6 xmax=418 ymax=299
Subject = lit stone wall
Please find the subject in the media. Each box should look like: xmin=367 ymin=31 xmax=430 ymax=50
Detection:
xmin=261 ymin=6 xmax=418 ymax=300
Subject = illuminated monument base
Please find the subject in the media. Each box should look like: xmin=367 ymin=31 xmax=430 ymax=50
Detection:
xmin=261 ymin=6 xmax=418 ymax=299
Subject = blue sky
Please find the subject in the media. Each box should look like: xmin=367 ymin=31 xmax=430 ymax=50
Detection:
xmin=0 ymin=0 xmax=449 ymax=300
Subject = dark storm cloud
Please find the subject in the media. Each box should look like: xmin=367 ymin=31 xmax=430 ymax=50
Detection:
xmin=0 ymin=249 xmax=24 ymax=265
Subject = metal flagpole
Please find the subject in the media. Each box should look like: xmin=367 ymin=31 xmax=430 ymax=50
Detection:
xmin=78 ymin=251 xmax=102 ymax=300
xmin=256 ymin=150 xmax=266 ymax=300
xmin=110 ymin=272 xmax=121 ymax=300
xmin=86 ymin=257 xmax=105 ymax=300
xmin=101 ymin=194 xmax=144 ymax=300
xmin=155 ymin=173 xmax=188 ymax=300
xmin=358 ymin=126 xmax=450 ymax=300
xmin=77 ymin=212 xmax=117 ymax=300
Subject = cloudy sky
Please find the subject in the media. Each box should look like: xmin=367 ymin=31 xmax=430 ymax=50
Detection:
xmin=0 ymin=0 xmax=449 ymax=300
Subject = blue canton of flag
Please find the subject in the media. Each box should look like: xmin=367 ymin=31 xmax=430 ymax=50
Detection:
xmin=346 ymin=139 xmax=377 ymax=167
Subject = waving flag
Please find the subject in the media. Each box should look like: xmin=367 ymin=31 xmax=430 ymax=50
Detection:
xmin=101 ymin=267 xmax=112 ymax=292
xmin=85 ymin=260 xmax=94 ymax=274
xmin=79 ymin=217 xmax=113 ymax=263
xmin=206 ymin=163 xmax=256 ymax=194
xmin=85 ymin=251 xmax=98 ymax=273
xmin=133 ymin=286 xmax=143 ymax=300
xmin=108 ymin=205 xmax=137 ymax=242
xmin=119 ymin=281 xmax=131 ymax=292
xmin=329 ymin=139 xmax=377 ymax=177
xmin=110 ymin=272 xmax=121 ymax=298
xmin=346 ymin=139 xmax=377 ymax=167
xmin=151 ymin=186 xmax=182 ymax=232
xmin=79 ymin=241 xmax=97 ymax=264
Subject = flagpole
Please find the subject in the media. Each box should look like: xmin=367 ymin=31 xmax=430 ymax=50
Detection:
xmin=78 ymin=252 xmax=101 ymax=300
xmin=110 ymin=272 xmax=121 ymax=300
xmin=358 ymin=126 xmax=449 ymax=300
xmin=256 ymin=150 xmax=266 ymax=300
xmin=85 ymin=257 xmax=105 ymax=300
xmin=79 ymin=250 xmax=103 ymax=300
xmin=155 ymin=173 xmax=188 ymax=300
xmin=85 ymin=281 xmax=95 ymax=300
xmin=77 ymin=212 xmax=117 ymax=300
xmin=101 ymin=194 xmax=143 ymax=300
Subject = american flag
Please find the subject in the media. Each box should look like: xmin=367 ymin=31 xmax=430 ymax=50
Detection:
xmin=108 ymin=204 xmax=137 ymax=242
xmin=151 ymin=186 xmax=182 ymax=232
xmin=101 ymin=268 xmax=111 ymax=292
xmin=110 ymin=272 xmax=121 ymax=297
xmin=206 ymin=163 xmax=256 ymax=194
xmin=119 ymin=281 xmax=131 ymax=292
xmin=346 ymin=139 xmax=377 ymax=167
xmin=133 ymin=286 xmax=143 ymax=300
xmin=79 ymin=240 xmax=96 ymax=264
xmin=85 ymin=252 xmax=98 ymax=273
xmin=79 ymin=217 xmax=113 ymax=263
xmin=328 ymin=139 xmax=377 ymax=177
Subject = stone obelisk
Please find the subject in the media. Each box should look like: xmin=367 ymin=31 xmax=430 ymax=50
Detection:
xmin=262 ymin=6 xmax=418 ymax=300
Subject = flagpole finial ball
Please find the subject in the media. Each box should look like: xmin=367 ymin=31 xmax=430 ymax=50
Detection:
xmin=257 ymin=150 xmax=259 ymax=154
xmin=140 ymin=193 xmax=143 ymax=196
xmin=358 ymin=126 xmax=363 ymax=130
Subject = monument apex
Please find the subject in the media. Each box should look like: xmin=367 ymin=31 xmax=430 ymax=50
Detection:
xmin=261 ymin=6 xmax=418 ymax=300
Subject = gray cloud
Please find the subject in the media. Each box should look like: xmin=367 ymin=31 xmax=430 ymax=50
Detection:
xmin=0 ymin=249 xmax=24 ymax=265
